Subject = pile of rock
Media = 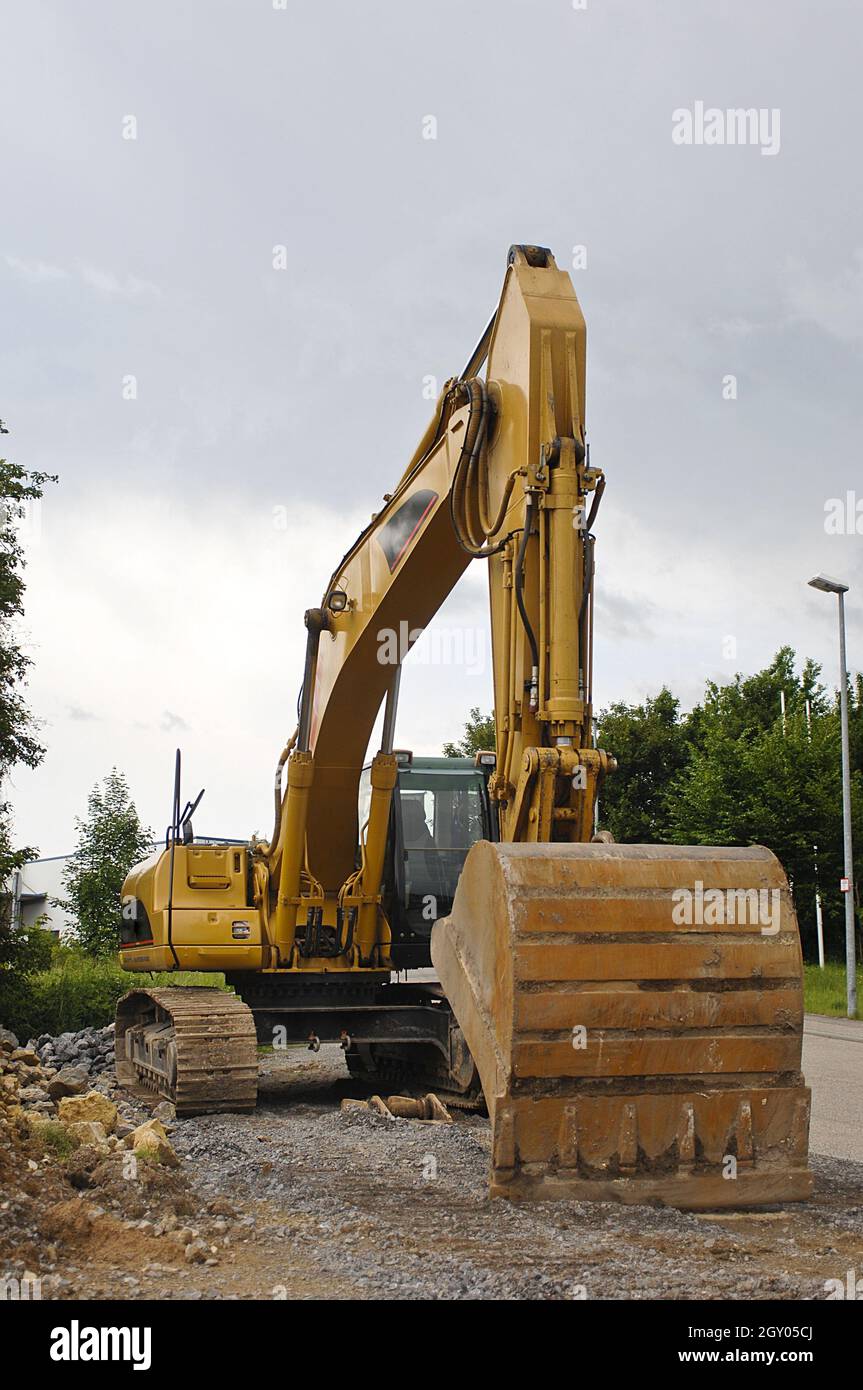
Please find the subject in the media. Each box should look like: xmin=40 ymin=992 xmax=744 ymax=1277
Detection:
xmin=1 ymin=1030 xmax=61 ymax=1121
xmin=44 ymin=1093 xmax=179 ymax=1169
xmin=0 ymin=1027 xmax=26 ymax=1141
xmin=30 ymin=1023 xmax=116 ymax=1078
xmin=0 ymin=1026 xmax=179 ymax=1167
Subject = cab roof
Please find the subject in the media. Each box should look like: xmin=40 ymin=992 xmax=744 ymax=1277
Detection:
xmin=403 ymin=755 xmax=476 ymax=772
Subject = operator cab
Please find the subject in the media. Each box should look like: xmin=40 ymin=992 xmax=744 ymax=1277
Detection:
xmin=358 ymin=751 xmax=498 ymax=969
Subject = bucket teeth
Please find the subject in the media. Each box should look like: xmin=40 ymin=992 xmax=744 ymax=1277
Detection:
xmin=557 ymin=1103 xmax=579 ymax=1170
xmin=677 ymin=1102 xmax=696 ymax=1167
xmin=432 ymin=840 xmax=812 ymax=1209
xmin=732 ymin=1099 xmax=754 ymax=1165
xmin=618 ymin=1102 xmax=638 ymax=1173
xmin=493 ymin=1104 xmax=517 ymax=1175
xmin=792 ymin=1095 xmax=811 ymax=1155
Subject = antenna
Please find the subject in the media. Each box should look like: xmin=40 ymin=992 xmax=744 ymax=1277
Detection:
xmin=166 ymin=748 xmax=182 ymax=848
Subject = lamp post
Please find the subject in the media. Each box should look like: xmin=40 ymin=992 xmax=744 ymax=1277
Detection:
xmin=805 ymin=697 xmax=826 ymax=968
xmin=808 ymin=574 xmax=857 ymax=1017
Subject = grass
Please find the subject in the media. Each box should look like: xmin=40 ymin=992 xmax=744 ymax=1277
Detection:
xmin=33 ymin=1120 xmax=79 ymax=1159
xmin=134 ymin=1147 xmax=170 ymax=1167
xmin=2 ymin=947 xmax=230 ymax=1039
xmin=803 ymin=961 xmax=862 ymax=1020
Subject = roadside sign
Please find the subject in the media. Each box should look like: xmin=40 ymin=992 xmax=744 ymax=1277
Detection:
xmin=840 ymin=877 xmax=850 ymax=893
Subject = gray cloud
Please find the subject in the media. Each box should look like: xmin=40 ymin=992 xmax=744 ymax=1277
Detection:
xmin=2 ymin=0 xmax=860 ymax=852
xmin=595 ymin=590 xmax=657 ymax=642
xmin=160 ymin=711 xmax=189 ymax=734
xmin=67 ymin=704 xmax=99 ymax=723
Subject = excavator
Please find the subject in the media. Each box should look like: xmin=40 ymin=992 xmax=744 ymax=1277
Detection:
xmin=116 ymin=246 xmax=812 ymax=1208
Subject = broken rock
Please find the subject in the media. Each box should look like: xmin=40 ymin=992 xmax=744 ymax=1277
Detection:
xmin=17 ymin=1085 xmax=51 ymax=1107
xmin=47 ymin=1065 xmax=90 ymax=1101
xmin=129 ymin=1118 xmax=180 ymax=1168
xmin=11 ymin=1046 xmax=40 ymax=1066
xmin=65 ymin=1121 xmax=110 ymax=1153
xmin=58 ymin=1090 xmax=118 ymax=1133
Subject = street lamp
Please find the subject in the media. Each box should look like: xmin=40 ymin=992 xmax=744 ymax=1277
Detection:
xmin=808 ymin=573 xmax=857 ymax=1017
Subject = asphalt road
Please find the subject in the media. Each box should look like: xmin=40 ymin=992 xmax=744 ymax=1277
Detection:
xmin=803 ymin=1014 xmax=863 ymax=1162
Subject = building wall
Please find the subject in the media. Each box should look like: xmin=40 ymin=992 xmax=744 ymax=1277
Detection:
xmin=12 ymin=856 xmax=75 ymax=937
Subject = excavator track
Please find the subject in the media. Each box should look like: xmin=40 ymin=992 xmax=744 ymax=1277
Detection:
xmin=433 ymin=840 xmax=813 ymax=1210
xmin=115 ymin=987 xmax=258 ymax=1116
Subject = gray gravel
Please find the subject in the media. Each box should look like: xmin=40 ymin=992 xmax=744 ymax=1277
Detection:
xmin=161 ymin=1045 xmax=863 ymax=1300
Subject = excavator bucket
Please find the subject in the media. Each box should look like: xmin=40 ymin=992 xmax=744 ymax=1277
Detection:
xmin=431 ymin=841 xmax=812 ymax=1210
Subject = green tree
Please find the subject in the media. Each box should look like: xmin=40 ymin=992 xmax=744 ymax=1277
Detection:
xmin=667 ymin=649 xmax=862 ymax=962
xmin=443 ymin=707 xmax=496 ymax=758
xmin=0 ymin=423 xmax=56 ymax=1028
xmin=60 ymin=770 xmax=153 ymax=956
xmin=595 ymin=688 xmax=693 ymax=843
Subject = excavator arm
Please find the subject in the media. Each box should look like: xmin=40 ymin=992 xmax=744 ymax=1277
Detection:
xmin=270 ymin=246 xmax=611 ymax=966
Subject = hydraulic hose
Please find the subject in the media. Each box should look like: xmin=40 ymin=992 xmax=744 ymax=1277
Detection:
xmin=514 ymin=497 xmax=540 ymax=709
xmin=270 ymin=728 xmax=298 ymax=850
xmin=448 ymin=377 xmax=517 ymax=558
xmin=579 ymin=534 xmax=595 ymax=627
xmin=585 ymin=474 xmax=605 ymax=532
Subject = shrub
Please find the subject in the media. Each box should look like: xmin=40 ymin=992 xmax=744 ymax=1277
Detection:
xmin=0 ymin=943 xmax=228 ymax=1039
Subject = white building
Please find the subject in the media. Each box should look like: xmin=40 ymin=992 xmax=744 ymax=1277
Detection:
xmin=9 ymin=856 xmax=74 ymax=938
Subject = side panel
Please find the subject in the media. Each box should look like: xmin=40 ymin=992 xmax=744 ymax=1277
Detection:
xmin=119 ymin=845 xmax=264 ymax=973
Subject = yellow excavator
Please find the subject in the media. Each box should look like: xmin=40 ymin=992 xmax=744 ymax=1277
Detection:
xmin=116 ymin=246 xmax=811 ymax=1208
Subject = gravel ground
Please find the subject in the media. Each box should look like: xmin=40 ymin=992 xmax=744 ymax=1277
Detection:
xmin=4 ymin=1043 xmax=861 ymax=1300
xmin=159 ymin=1045 xmax=863 ymax=1301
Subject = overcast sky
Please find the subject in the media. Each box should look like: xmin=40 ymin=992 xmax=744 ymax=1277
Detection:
xmin=2 ymin=0 xmax=861 ymax=855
